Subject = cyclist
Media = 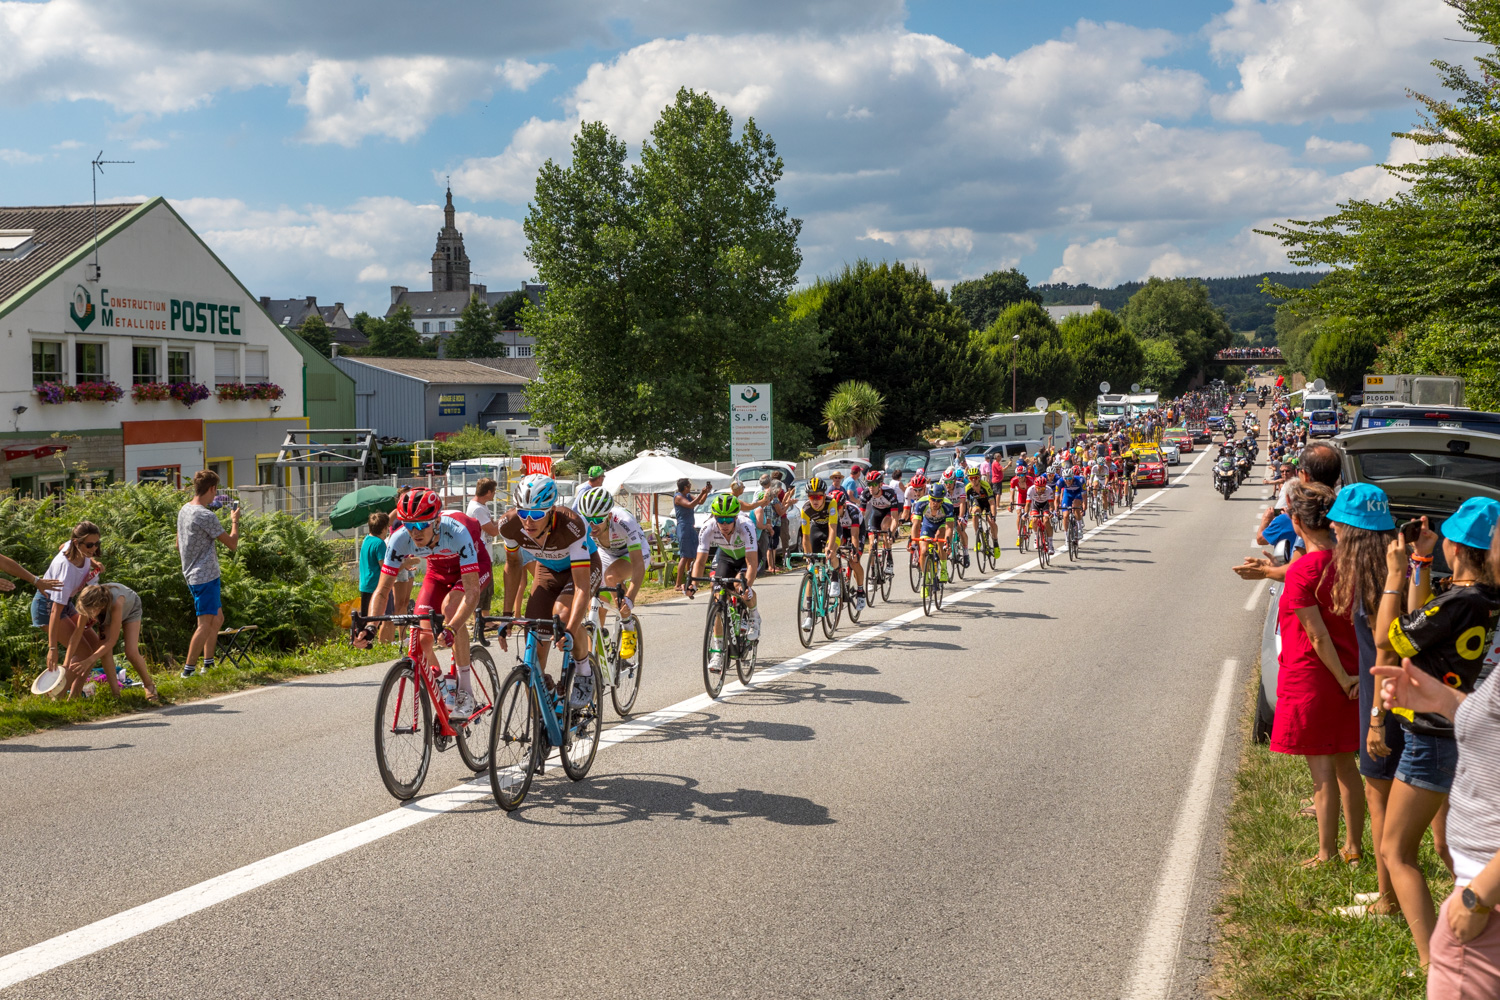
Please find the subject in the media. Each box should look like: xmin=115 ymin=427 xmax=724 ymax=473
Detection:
xmin=829 ymin=487 xmax=869 ymax=608
xmin=863 ymin=469 xmax=901 ymax=560
xmin=797 ymin=477 xmax=865 ymax=616
xmin=1121 ymin=450 xmax=1139 ymax=503
xmin=1059 ymin=465 xmax=1086 ymax=542
xmin=943 ymin=466 xmax=972 ymax=569
xmin=495 ymin=474 xmax=599 ymax=708
xmin=359 ymin=488 xmax=485 ymax=719
xmin=963 ymin=467 xmax=1000 ymax=560
xmin=1009 ymin=465 xmax=1033 ymax=547
xmin=902 ymin=471 xmax=927 ymax=546
xmin=687 ymin=493 xmax=761 ymax=676
xmin=1026 ymin=472 xmax=1056 ymax=555
xmin=911 ymin=482 xmax=956 ymax=584
xmin=573 ymin=486 xmax=647 ymax=638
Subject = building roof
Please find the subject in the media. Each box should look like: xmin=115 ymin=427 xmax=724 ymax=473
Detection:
xmin=387 ymin=282 xmax=545 ymax=323
xmin=0 ymin=202 xmax=145 ymax=306
xmin=1043 ymin=302 xmax=1101 ymax=321
xmin=334 ymin=356 xmax=532 ymax=385
xmin=466 ymin=356 xmax=539 ymax=381
xmin=260 ymin=296 xmax=353 ymax=330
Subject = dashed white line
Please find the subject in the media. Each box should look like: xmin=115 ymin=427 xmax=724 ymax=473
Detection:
xmin=1243 ymin=577 xmax=1269 ymax=611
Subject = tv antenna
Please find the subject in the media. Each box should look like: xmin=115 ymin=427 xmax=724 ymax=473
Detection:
xmin=88 ymin=150 xmax=133 ymax=282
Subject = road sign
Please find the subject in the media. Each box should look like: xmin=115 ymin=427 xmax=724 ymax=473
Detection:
xmin=730 ymin=383 xmax=773 ymax=463
xmin=1034 ymin=396 xmax=1048 ymax=412
xmin=1099 ymin=382 xmax=1110 ymax=394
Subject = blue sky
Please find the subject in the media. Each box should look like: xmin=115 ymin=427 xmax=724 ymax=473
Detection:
xmin=0 ymin=0 xmax=1474 ymax=316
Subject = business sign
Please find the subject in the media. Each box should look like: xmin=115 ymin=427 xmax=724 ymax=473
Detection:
xmin=729 ymin=383 xmax=772 ymax=463
xmin=521 ymin=455 xmax=553 ymax=475
xmin=67 ymin=286 xmax=244 ymax=338
xmin=438 ymin=392 xmax=466 ymax=416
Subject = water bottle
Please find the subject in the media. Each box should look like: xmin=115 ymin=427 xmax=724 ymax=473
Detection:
xmin=442 ymin=674 xmax=458 ymax=710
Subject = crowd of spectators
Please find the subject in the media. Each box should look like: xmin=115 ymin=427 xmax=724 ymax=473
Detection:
xmin=1216 ymin=347 xmax=1282 ymax=360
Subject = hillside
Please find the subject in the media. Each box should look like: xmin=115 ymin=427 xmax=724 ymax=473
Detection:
xmin=1036 ymin=271 xmax=1325 ymax=342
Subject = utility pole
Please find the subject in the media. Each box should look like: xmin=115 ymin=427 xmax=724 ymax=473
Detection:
xmin=1011 ymin=334 xmax=1020 ymax=412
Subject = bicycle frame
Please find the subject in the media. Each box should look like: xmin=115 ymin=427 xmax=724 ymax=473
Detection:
xmin=476 ymin=613 xmax=572 ymax=750
xmin=356 ymin=610 xmax=488 ymax=741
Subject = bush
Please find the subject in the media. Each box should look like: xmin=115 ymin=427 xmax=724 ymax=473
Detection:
xmin=0 ymin=484 xmax=342 ymax=692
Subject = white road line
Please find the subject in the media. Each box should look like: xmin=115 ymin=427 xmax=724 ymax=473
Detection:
xmin=1243 ymin=578 xmax=1269 ymax=612
xmin=0 ymin=453 xmax=1201 ymax=991
xmin=1119 ymin=658 xmax=1240 ymax=1000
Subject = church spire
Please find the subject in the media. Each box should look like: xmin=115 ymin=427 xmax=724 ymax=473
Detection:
xmin=431 ymin=183 xmax=471 ymax=293
xmin=443 ymin=184 xmax=456 ymax=231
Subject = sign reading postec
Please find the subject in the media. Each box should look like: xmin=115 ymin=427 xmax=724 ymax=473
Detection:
xmin=67 ymin=285 xmax=243 ymax=337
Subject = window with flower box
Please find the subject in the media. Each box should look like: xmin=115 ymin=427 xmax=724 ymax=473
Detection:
xmin=75 ymin=342 xmax=106 ymax=383
xmin=32 ymin=341 xmax=63 ymax=384
xmin=132 ymin=345 xmax=159 ymax=384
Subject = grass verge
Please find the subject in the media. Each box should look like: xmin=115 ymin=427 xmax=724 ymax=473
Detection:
xmin=1214 ymin=671 xmax=1453 ymax=999
xmin=0 ymin=638 xmax=401 ymax=742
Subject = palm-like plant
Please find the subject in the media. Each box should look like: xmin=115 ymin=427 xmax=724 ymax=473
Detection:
xmin=822 ymin=380 xmax=886 ymax=444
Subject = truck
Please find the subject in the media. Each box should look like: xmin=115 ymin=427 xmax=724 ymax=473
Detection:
xmin=964 ymin=410 xmax=1073 ymax=452
xmin=1362 ymin=374 xmax=1466 ymax=407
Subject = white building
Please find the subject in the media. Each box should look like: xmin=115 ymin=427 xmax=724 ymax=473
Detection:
xmin=0 ymin=198 xmax=310 ymax=493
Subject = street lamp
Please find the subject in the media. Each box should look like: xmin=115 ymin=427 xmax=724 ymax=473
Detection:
xmin=1011 ymin=334 xmax=1020 ymax=412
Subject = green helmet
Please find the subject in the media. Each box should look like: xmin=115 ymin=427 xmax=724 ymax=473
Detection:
xmin=574 ymin=485 xmax=613 ymax=518
xmin=709 ymin=493 xmax=741 ymax=518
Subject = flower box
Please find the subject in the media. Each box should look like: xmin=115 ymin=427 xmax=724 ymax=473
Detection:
xmin=131 ymin=382 xmax=173 ymax=402
xmin=34 ymin=381 xmax=69 ymax=404
xmin=216 ymin=381 xmax=285 ymax=402
xmin=170 ymin=382 xmax=211 ymax=407
xmin=35 ymin=380 xmax=125 ymax=403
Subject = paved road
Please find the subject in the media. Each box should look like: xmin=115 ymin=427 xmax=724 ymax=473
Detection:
xmin=0 ymin=424 xmax=1275 ymax=999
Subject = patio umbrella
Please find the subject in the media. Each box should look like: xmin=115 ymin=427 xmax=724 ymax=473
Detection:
xmin=600 ymin=451 xmax=731 ymax=495
xmin=328 ymin=484 xmax=399 ymax=531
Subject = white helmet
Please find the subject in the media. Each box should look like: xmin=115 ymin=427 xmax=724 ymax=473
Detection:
xmin=513 ymin=473 xmax=557 ymax=510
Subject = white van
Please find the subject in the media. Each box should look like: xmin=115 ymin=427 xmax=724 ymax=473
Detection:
xmin=964 ymin=410 xmax=1073 ymax=451
xmin=441 ymin=456 xmax=521 ymax=506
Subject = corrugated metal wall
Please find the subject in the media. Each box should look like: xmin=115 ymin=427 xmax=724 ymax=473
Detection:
xmin=331 ymin=358 xmax=426 ymax=441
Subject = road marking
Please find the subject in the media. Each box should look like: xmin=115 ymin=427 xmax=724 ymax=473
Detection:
xmin=1119 ymin=658 xmax=1240 ymax=1000
xmin=1243 ymin=578 xmax=1269 ymax=611
xmin=0 ymin=453 xmax=1202 ymax=990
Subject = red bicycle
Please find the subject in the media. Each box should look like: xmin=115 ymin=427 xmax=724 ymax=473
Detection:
xmin=1030 ymin=509 xmax=1052 ymax=568
xmin=354 ymin=610 xmax=501 ymax=800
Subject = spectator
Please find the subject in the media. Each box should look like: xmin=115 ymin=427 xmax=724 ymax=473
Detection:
xmin=673 ymin=478 xmax=709 ymax=591
xmin=0 ymin=553 xmax=59 ymax=594
xmin=585 ymin=465 xmax=606 ymax=490
xmin=467 ymin=477 xmax=500 ymax=614
xmin=1374 ymin=518 xmax=1500 ymax=996
xmin=359 ymin=512 xmax=397 ymax=643
xmin=31 ymin=521 xmax=103 ymax=697
xmin=1271 ymin=481 xmax=1365 ymax=868
xmin=1234 ymin=442 xmax=1342 ymax=584
xmin=1326 ymin=484 xmax=1403 ymax=919
xmin=1374 ymin=497 xmax=1500 ymax=971
xmin=66 ymin=583 xmax=158 ymax=703
xmin=177 ymin=469 xmax=239 ymax=678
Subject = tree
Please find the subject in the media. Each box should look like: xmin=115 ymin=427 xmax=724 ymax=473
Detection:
xmin=1377 ymin=320 xmax=1500 ymax=411
xmin=444 ymin=294 xmax=498 ymax=358
xmin=950 ymin=268 xmax=1042 ymax=331
xmin=493 ymin=290 xmax=528 ymax=330
xmin=523 ymin=89 xmax=819 ymax=459
xmin=801 ymin=260 xmax=998 ymax=449
xmin=1120 ymin=277 xmax=1233 ymax=391
xmin=1058 ymin=309 xmax=1144 ymax=417
xmin=295 ymin=313 xmax=331 ymax=358
xmin=1140 ymin=338 xmax=1185 ymax=392
xmin=365 ymin=305 xmax=426 ymax=358
xmin=972 ymin=301 xmax=1075 ymax=412
xmin=1309 ymin=322 xmax=1381 ymax=397
xmin=822 ymin=380 xmax=885 ymax=444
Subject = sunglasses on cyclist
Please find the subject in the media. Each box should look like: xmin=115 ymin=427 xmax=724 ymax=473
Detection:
xmin=515 ymin=507 xmax=550 ymax=521
xmin=714 ymin=515 xmax=737 ymax=524
xmin=808 ymin=493 xmax=826 ymax=501
xmin=585 ymin=514 xmax=608 ymax=525
xmin=402 ymin=520 xmax=433 ymax=532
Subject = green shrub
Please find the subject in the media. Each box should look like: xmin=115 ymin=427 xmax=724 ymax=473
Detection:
xmin=0 ymin=483 xmax=342 ymax=689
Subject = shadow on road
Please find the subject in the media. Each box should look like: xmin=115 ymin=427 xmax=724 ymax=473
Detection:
xmin=0 ymin=740 xmax=134 ymax=754
xmin=618 ymin=711 xmax=817 ymax=746
xmin=512 ymin=771 xmax=837 ymax=828
xmin=731 ymin=678 xmax=907 ymax=708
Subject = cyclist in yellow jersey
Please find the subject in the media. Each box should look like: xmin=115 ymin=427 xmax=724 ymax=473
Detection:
xmin=964 ymin=474 xmax=999 ymax=559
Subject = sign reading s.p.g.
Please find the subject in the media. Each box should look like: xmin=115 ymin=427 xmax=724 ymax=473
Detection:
xmin=67 ymin=285 xmax=243 ymax=338
xmin=730 ymin=383 xmax=773 ymax=463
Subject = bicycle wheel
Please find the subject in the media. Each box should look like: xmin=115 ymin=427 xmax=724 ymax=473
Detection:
xmin=736 ymin=633 xmax=758 ymax=685
xmin=559 ymin=658 xmax=604 ymax=781
xmin=1017 ymin=519 xmax=1029 ymax=552
xmin=908 ymin=546 xmax=922 ymax=593
xmin=796 ymin=572 xmax=817 ymax=648
xmin=611 ymin=617 xmax=643 ymax=717
xmin=375 ymin=658 xmax=432 ymax=801
xmin=845 ymin=569 xmax=863 ymax=625
xmin=932 ymin=554 xmax=945 ymax=611
xmin=864 ymin=549 xmax=881 ymax=608
xmin=879 ymin=546 xmax=894 ymax=601
xmin=1036 ymin=524 xmax=1050 ymax=568
xmin=702 ymin=600 xmax=727 ymax=698
xmin=488 ymin=665 xmax=538 ymax=811
xmin=455 ymin=645 xmax=500 ymax=773
xmin=820 ymin=572 xmax=842 ymax=640
xmin=974 ymin=525 xmax=991 ymax=573
xmin=920 ymin=552 xmax=937 ymax=616
xmin=951 ymin=543 xmax=965 ymax=581
xmin=1067 ymin=519 xmax=1079 ymax=562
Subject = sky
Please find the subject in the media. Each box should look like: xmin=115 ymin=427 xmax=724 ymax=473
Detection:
xmin=0 ymin=0 xmax=1478 ymax=317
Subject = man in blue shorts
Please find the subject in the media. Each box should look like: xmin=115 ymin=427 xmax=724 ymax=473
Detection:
xmin=176 ymin=469 xmax=240 ymax=677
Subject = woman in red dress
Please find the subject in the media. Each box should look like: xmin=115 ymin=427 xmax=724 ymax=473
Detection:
xmin=1272 ymin=481 xmax=1365 ymax=867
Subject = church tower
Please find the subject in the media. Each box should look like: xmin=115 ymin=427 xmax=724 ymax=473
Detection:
xmin=430 ymin=187 xmax=471 ymax=293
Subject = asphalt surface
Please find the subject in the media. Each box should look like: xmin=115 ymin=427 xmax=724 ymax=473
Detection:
xmin=0 ymin=421 xmax=1275 ymax=999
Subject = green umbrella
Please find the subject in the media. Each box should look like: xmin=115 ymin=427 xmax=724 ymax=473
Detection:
xmin=328 ymin=485 xmax=399 ymax=531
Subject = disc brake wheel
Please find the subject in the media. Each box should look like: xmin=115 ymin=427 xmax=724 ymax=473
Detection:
xmin=796 ymin=573 xmax=817 ymax=649
xmin=455 ymin=646 xmax=500 ymax=773
xmin=559 ymin=658 xmax=604 ymax=781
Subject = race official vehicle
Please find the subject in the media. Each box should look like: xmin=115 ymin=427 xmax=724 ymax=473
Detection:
xmin=1133 ymin=447 xmax=1168 ymax=487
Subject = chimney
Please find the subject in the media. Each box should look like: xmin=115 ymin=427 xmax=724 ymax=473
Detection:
xmin=259 ymin=296 xmax=270 ymax=308
xmin=331 ymin=344 xmax=339 ymax=358
xmin=305 ymin=295 xmax=317 ymax=306
xmin=391 ymin=285 xmax=407 ymax=305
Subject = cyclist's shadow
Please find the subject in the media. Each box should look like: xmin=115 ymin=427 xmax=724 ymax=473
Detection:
xmin=509 ymin=771 xmax=836 ymax=829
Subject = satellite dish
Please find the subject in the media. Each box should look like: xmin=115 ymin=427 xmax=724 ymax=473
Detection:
xmin=1130 ymin=383 xmax=1141 ymax=393
xmin=1312 ymin=378 xmax=1327 ymax=392
xmin=1034 ymin=396 xmax=1048 ymax=412
xmin=1099 ymin=381 xmax=1110 ymax=394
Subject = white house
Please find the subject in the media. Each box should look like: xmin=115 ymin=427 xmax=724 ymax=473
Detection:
xmin=0 ymin=198 xmax=309 ymax=493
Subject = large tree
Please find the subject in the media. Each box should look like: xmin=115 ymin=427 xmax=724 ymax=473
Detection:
xmin=1140 ymin=338 xmax=1186 ymax=392
xmin=444 ymin=294 xmax=498 ymax=358
xmin=950 ymin=268 xmax=1042 ymax=331
xmin=803 ymin=260 xmax=998 ymax=449
xmin=1120 ymin=277 xmax=1233 ymax=391
xmin=295 ymin=313 xmax=331 ymax=358
xmin=1058 ymin=309 xmax=1144 ymax=417
xmin=523 ymin=89 xmax=819 ymax=459
xmin=1309 ymin=322 xmax=1382 ymax=397
xmin=492 ymin=290 xmax=528 ymax=330
xmin=972 ymin=301 xmax=1075 ymax=412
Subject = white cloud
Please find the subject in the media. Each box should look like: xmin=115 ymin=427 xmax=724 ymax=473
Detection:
xmin=1209 ymin=0 xmax=1471 ymax=124
xmin=0 ymin=148 xmax=44 ymax=165
xmin=1304 ymin=136 xmax=1373 ymax=162
xmin=174 ymin=196 xmax=529 ymax=315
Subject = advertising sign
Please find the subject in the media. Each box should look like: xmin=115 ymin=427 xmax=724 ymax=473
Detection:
xmin=438 ymin=392 xmax=466 ymax=416
xmin=521 ymin=455 xmax=553 ymax=476
xmin=730 ymin=383 xmax=772 ymax=464
xmin=67 ymin=285 xmax=243 ymax=338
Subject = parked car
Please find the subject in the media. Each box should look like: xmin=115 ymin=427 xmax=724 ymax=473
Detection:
xmin=809 ymin=457 xmax=867 ymax=485
xmin=883 ymin=449 xmax=930 ymax=478
xmin=1255 ymin=426 xmax=1500 ymax=742
xmin=731 ymin=460 xmax=797 ymax=486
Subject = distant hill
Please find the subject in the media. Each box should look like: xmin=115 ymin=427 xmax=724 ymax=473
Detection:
xmin=1035 ymin=272 xmax=1325 ymax=342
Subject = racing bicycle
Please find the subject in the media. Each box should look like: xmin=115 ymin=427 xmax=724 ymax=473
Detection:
xmin=919 ymin=542 xmax=945 ymax=615
xmin=1030 ymin=509 xmax=1052 ymax=569
xmin=583 ymin=583 xmax=643 ymax=717
xmin=795 ymin=552 xmax=841 ymax=647
xmin=1065 ymin=504 xmax=1083 ymax=561
xmin=689 ymin=573 xmax=757 ymax=697
xmin=973 ymin=513 xmax=996 ymax=573
xmin=864 ymin=529 xmax=896 ymax=604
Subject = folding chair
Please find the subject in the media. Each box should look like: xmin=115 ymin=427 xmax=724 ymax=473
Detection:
xmin=216 ymin=624 xmax=260 ymax=669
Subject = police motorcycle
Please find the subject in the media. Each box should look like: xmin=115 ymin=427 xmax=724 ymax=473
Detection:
xmin=1214 ymin=451 xmax=1240 ymax=500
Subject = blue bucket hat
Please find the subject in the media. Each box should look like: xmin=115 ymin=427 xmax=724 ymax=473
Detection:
xmin=1328 ymin=483 xmax=1395 ymax=532
xmin=1441 ymin=496 xmax=1500 ymax=550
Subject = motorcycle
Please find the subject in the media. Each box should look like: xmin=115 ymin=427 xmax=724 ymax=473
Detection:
xmin=1214 ymin=459 xmax=1239 ymax=499
xmin=1234 ymin=449 xmax=1253 ymax=485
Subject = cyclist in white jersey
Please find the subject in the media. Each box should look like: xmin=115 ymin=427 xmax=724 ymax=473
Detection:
xmin=688 ymin=494 xmax=761 ymax=677
xmin=573 ymin=487 xmax=649 ymax=629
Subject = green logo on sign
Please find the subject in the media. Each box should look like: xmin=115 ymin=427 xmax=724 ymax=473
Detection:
xmin=740 ymin=387 xmax=760 ymax=403
xmin=69 ymin=285 xmax=95 ymax=331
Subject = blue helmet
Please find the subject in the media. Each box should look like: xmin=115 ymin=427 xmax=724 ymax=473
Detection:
xmin=929 ymin=482 xmax=947 ymax=499
xmin=513 ymin=473 xmax=557 ymax=510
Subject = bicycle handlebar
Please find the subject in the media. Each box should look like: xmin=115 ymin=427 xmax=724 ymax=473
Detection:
xmin=472 ymin=611 xmax=567 ymax=646
xmin=351 ymin=610 xmax=444 ymax=631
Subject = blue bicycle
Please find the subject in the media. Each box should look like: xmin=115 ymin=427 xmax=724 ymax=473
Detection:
xmin=479 ymin=613 xmax=605 ymax=811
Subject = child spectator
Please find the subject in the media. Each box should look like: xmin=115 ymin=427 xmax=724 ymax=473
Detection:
xmin=67 ymin=583 xmax=158 ymax=703
xmin=359 ymin=512 xmax=395 ymax=642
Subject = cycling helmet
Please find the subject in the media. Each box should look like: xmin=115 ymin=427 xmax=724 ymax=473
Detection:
xmin=709 ymin=493 xmax=741 ymax=518
xmin=1072 ymin=465 xmax=1082 ymax=476
xmin=513 ymin=473 xmax=557 ymax=511
xmin=806 ymin=475 xmax=826 ymax=495
xmin=828 ymin=489 xmax=846 ymax=503
xmin=866 ymin=469 xmax=884 ymax=484
xmin=929 ymin=482 xmax=947 ymax=499
xmin=574 ymin=485 xmax=613 ymax=518
xmin=396 ymin=487 xmax=441 ymax=523
xmin=910 ymin=471 xmax=926 ymax=489
xmin=941 ymin=466 xmax=956 ymax=482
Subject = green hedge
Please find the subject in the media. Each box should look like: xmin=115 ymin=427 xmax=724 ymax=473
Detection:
xmin=0 ymin=484 xmax=341 ymax=692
